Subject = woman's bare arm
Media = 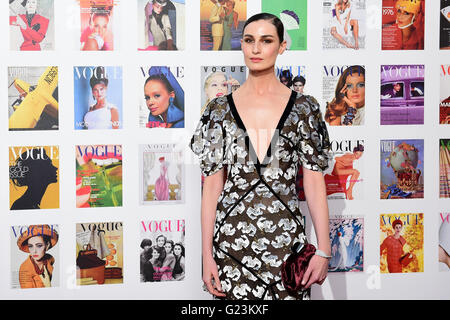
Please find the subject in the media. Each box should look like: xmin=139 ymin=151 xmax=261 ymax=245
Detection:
xmin=301 ymin=168 xmax=331 ymax=288
xmin=201 ymin=168 xmax=226 ymax=297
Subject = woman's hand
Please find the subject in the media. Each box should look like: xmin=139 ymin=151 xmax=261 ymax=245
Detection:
xmin=301 ymin=255 xmax=329 ymax=289
xmin=202 ymin=254 xmax=226 ymax=297
xmin=340 ymin=85 xmax=356 ymax=108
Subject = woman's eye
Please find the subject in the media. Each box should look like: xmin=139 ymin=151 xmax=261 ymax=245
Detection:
xmin=244 ymin=38 xmax=253 ymax=43
xmin=263 ymin=39 xmax=272 ymax=44
xmin=144 ymin=95 xmax=150 ymax=100
xmin=346 ymin=84 xmax=354 ymax=89
xmin=357 ymin=83 xmax=365 ymax=88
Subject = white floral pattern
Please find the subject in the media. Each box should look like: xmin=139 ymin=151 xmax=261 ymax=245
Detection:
xmin=189 ymin=91 xmax=330 ymax=300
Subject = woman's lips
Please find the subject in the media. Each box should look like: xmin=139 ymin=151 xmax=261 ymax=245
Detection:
xmin=250 ymin=58 xmax=263 ymax=63
xmin=216 ymin=93 xmax=224 ymax=97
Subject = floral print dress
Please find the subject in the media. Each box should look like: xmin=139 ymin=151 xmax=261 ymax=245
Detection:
xmin=189 ymin=91 xmax=330 ymax=300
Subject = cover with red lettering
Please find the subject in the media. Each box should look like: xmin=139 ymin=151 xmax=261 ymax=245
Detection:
xmin=140 ymin=219 xmax=186 ymax=282
xmin=76 ymin=222 xmax=123 ymax=285
xmin=139 ymin=66 xmax=185 ymax=129
xmin=75 ymin=145 xmax=122 ymax=208
xmin=9 ymin=146 xmax=59 ymax=210
xmin=380 ymin=213 xmax=424 ymax=273
xmin=440 ymin=65 xmax=450 ymax=124
xmin=10 ymin=224 xmax=60 ymax=289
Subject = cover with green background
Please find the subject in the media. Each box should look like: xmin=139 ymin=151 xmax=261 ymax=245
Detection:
xmin=262 ymin=0 xmax=307 ymax=50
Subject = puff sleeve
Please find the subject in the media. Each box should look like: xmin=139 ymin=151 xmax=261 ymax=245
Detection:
xmin=297 ymin=95 xmax=331 ymax=172
xmin=189 ymin=99 xmax=227 ymax=176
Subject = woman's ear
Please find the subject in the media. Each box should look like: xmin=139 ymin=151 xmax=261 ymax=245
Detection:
xmin=278 ymin=40 xmax=287 ymax=55
xmin=169 ymin=91 xmax=175 ymax=99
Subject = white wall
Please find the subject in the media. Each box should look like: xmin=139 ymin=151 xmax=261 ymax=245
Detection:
xmin=1 ymin=0 xmax=448 ymax=300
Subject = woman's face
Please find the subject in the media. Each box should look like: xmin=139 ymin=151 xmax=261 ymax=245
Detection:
xmin=92 ymin=83 xmax=107 ymax=102
xmin=153 ymin=2 xmax=164 ymax=15
xmin=35 ymin=158 xmax=57 ymax=185
xmin=144 ymin=80 xmax=174 ymax=117
xmin=205 ymin=74 xmax=228 ymax=100
xmin=93 ymin=15 xmax=109 ymax=37
xmin=353 ymin=151 xmax=363 ymax=160
xmin=394 ymin=83 xmax=401 ymax=92
xmin=164 ymin=243 xmax=173 ymax=253
xmin=173 ymin=245 xmax=182 ymax=256
xmin=152 ymin=248 xmax=160 ymax=259
xmin=25 ymin=0 xmax=38 ymax=14
xmin=28 ymin=236 xmax=47 ymax=262
xmin=156 ymin=236 xmax=166 ymax=247
xmin=226 ymin=1 xmax=233 ymax=9
xmin=394 ymin=224 xmax=403 ymax=235
xmin=345 ymin=73 xmax=365 ymax=107
xmin=293 ymin=81 xmax=304 ymax=93
xmin=241 ymin=20 xmax=286 ymax=72
xmin=396 ymin=9 xmax=414 ymax=27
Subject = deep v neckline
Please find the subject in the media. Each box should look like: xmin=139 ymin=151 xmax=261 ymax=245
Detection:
xmin=227 ymin=90 xmax=297 ymax=168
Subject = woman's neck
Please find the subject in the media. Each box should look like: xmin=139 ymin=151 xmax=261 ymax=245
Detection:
xmin=244 ymin=67 xmax=283 ymax=96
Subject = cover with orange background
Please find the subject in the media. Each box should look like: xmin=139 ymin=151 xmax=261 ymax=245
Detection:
xmin=79 ymin=0 xmax=116 ymax=51
xmin=9 ymin=146 xmax=59 ymax=210
xmin=76 ymin=221 xmax=123 ymax=285
xmin=380 ymin=213 xmax=424 ymax=273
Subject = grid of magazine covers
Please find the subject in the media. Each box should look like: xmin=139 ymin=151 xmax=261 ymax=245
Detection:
xmin=2 ymin=0 xmax=449 ymax=299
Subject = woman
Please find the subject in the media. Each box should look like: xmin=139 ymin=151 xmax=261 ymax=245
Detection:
xmin=202 ymin=71 xmax=241 ymax=114
xmin=143 ymin=245 xmax=164 ymax=282
xmin=80 ymin=5 xmax=113 ymax=51
xmin=279 ymin=69 xmax=293 ymax=88
xmin=324 ymin=144 xmax=364 ymax=200
xmin=380 ymin=219 xmax=409 ymax=273
xmin=146 ymin=0 xmax=175 ymax=50
xmin=325 ymin=65 xmax=365 ymax=126
xmin=221 ymin=0 xmax=239 ymax=50
xmin=330 ymin=0 xmax=359 ymax=49
xmin=189 ymin=13 xmax=331 ymax=300
xmin=17 ymin=224 xmax=58 ymax=288
xmin=144 ymin=73 xmax=184 ymax=128
xmin=172 ymin=242 xmax=185 ymax=280
xmin=10 ymin=0 xmax=49 ymax=51
xmin=389 ymin=0 xmax=424 ymax=50
xmin=140 ymin=238 xmax=153 ymax=281
xmin=160 ymin=240 xmax=176 ymax=280
xmin=83 ymin=67 xmax=119 ymax=129
xmin=155 ymin=156 xmax=170 ymax=200
xmin=292 ymin=76 xmax=306 ymax=94
xmin=9 ymin=148 xmax=58 ymax=210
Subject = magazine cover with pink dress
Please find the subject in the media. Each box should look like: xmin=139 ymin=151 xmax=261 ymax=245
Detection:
xmin=79 ymin=0 xmax=115 ymax=51
xmin=139 ymin=144 xmax=184 ymax=205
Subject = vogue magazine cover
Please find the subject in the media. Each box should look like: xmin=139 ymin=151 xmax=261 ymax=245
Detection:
xmin=323 ymin=65 xmax=365 ymax=126
xmin=8 ymin=66 xmax=58 ymax=131
xmin=9 ymin=146 xmax=59 ymax=210
xmin=440 ymin=65 xmax=450 ymax=124
xmin=140 ymin=219 xmax=185 ymax=282
xmin=11 ymin=224 xmax=59 ymax=289
xmin=380 ymin=139 xmax=424 ymax=199
xmin=328 ymin=216 xmax=364 ymax=272
xmin=322 ymin=0 xmax=366 ymax=50
xmin=79 ymin=0 xmax=116 ymax=51
xmin=276 ymin=65 xmax=307 ymax=94
xmin=380 ymin=213 xmax=424 ymax=273
xmin=440 ymin=0 xmax=450 ymax=49
xmin=262 ymin=0 xmax=308 ymax=50
xmin=75 ymin=145 xmax=123 ymax=208
xmin=137 ymin=0 xmax=185 ymax=50
xmin=76 ymin=222 xmax=123 ymax=285
xmin=9 ymin=0 xmax=55 ymax=51
xmin=201 ymin=65 xmax=246 ymax=114
xmin=381 ymin=0 xmax=424 ymax=50
xmin=440 ymin=139 xmax=450 ymax=198
xmin=74 ymin=66 xmax=123 ymax=130
xmin=439 ymin=213 xmax=450 ymax=271
xmin=139 ymin=66 xmax=185 ymax=128
xmin=200 ymin=0 xmax=246 ymax=50
xmin=380 ymin=64 xmax=424 ymax=125
xmin=139 ymin=144 xmax=184 ymax=205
